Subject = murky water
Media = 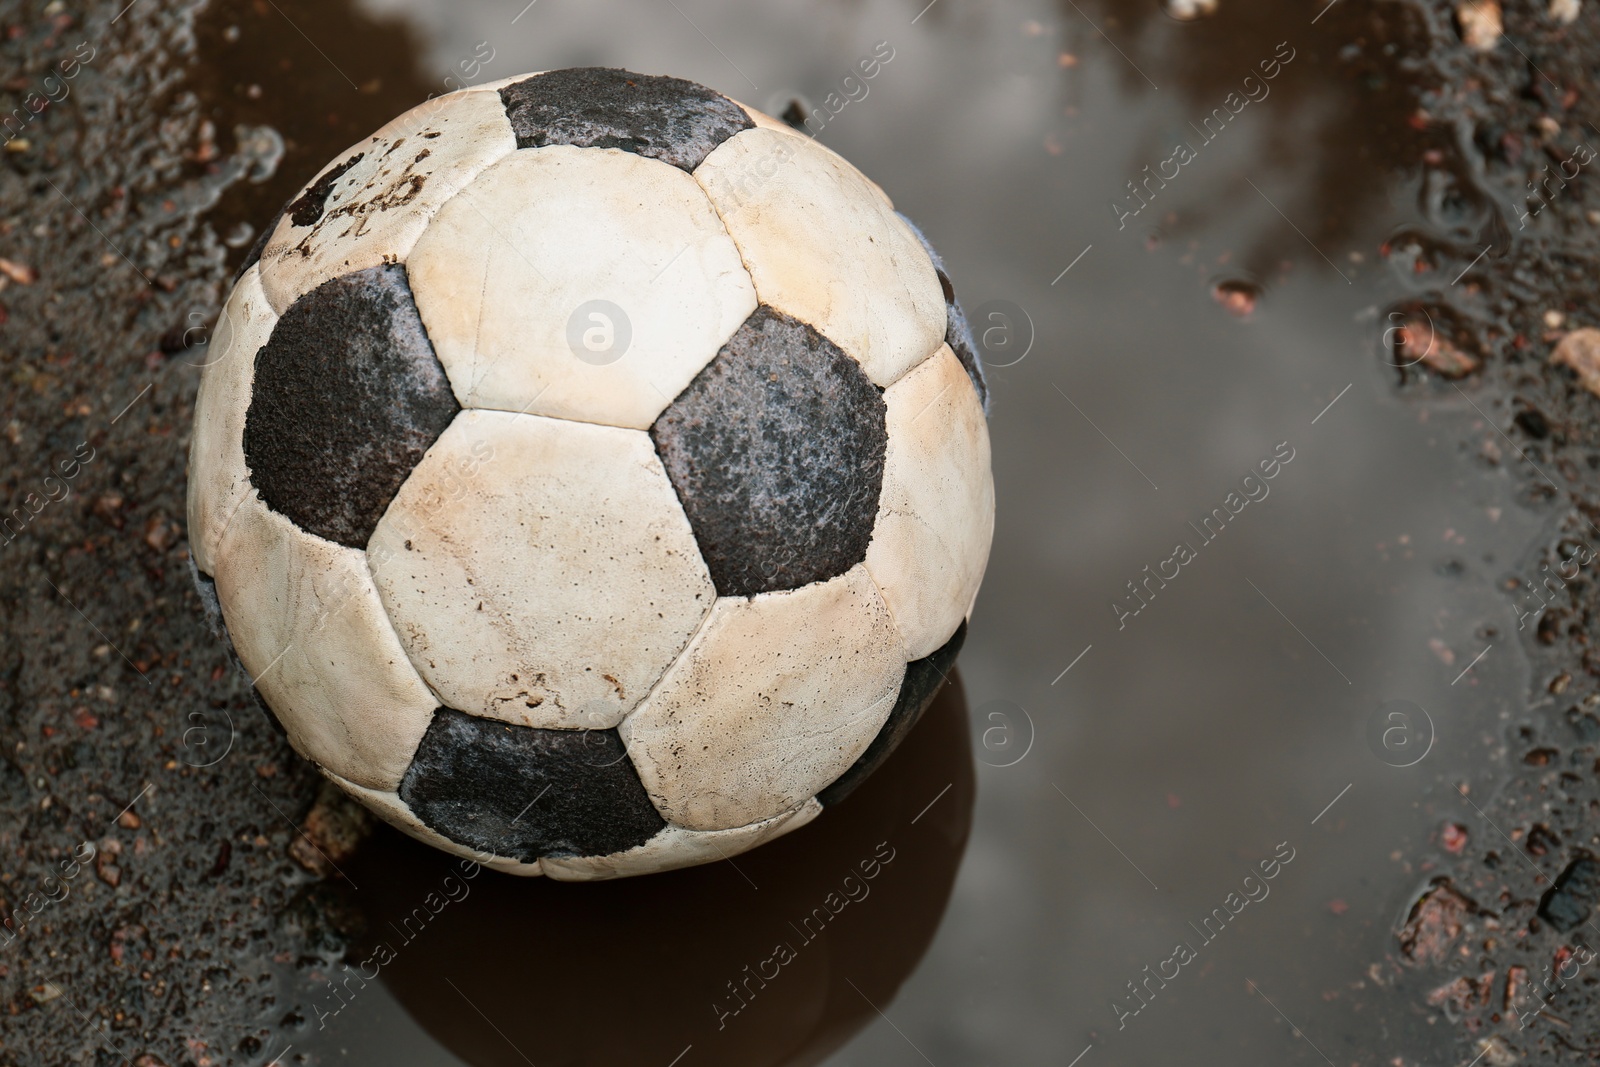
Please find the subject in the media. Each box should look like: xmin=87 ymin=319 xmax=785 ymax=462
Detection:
xmin=191 ymin=0 xmax=1569 ymax=1062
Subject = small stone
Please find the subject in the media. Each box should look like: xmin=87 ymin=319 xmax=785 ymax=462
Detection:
xmin=1399 ymin=880 xmax=1477 ymax=964
xmin=1544 ymin=308 xmax=1566 ymax=328
xmin=1395 ymin=312 xmax=1480 ymax=378
xmin=91 ymin=492 xmax=125 ymax=528
xmin=1425 ymin=341 xmax=1480 ymax=378
xmin=1538 ymin=853 xmax=1600 ymax=931
xmin=1442 ymin=822 xmax=1469 ymax=853
xmin=286 ymin=780 xmax=374 ymax=877
xmin=117 ymin=810 xmax=141 ymax=830
xmin=1457 ymin=0 xmax=1503 ymax=51
xmin=1427 ymin=971 xmax=1494 ymax=1014
xmin=1550 ymin=0 xmax=1581 ymax=23
xmin=0 ymin=257 xmax=35 ymax=284
xmin=1167 ymin=0 xmax=1219 ymax=17
xmin=1477 ymin=1036 xmax=1517 ymax=1067
xmin=95 ymin=852 xmax=122 ymax=888
xmin=1550 ymin=327 xmax=1600 ymax=396
xmin=142 ymin=515 xmax=176 ymax=552
xmin=1504 ymin=964 xmax=1528 ymax=1011
xmin=192 ymin=119 xmax=217 ymax=164
xmin=1212 ymin=279 xmax=1259 ymax=318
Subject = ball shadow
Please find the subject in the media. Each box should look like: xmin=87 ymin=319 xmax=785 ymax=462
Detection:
xmin=343 ymin=674 xmax=975 ymax=1067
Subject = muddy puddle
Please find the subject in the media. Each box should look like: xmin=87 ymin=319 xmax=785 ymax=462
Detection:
xmin=196 ymin=0 xmax=1596 ymax=1063
xmin=6 ymin=0 xmax=1597 ymax=1062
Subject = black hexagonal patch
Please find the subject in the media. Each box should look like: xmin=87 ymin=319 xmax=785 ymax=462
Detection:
xmin=243 ymin=264 xmax=459 ymax=549
xmin=651 ymin=306 xmax=887 ymax=598
xmin=818 ymin=621 xmax=966 ymax=807
xmin=499 ymin=67 xmax=753 ymax=172
xmin=898 ymin=212 xmax=988 ymax=409
xmin=399 ymin=709 xmax=666 ymax=861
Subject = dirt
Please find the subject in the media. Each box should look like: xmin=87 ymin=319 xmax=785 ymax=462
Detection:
xmin=1340 ymin=0 xmax=1600 ymax=1059
xmin=0 ymin=1 xmax=429 ymax=1064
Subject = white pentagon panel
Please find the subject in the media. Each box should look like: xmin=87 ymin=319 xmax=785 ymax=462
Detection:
xmin=368 ymin=409 xmax=715 ymax=731
xmin=406 ymin=146 xmax=757 ymax=429
xmin=323 ymin=771 xmax=541 ymax=876
xmin=255 ymin=89 xmax=516 ymax=314
xmin=724 ymin=97 xmax=895 ymax=208
xmin=620 ymin=565 xmax=906 ymax=831
xmin=211 ymin=493 xmax=438 ymax=791
xmin=186 ymin=266 xmax=276 ymax=574
xmin=541 ymin=798 xmax=821 ymax=882
xmin=866 ymin=345 xmax=994 ymax=659
xmin=692 ymin=127 xmax=945 ymax=387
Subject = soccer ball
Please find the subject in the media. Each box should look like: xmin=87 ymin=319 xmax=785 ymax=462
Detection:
xmin=187 ymin=68 xmax=992 ymax=880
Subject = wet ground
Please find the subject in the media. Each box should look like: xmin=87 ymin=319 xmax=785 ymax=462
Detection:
xmin=3 ymin=0 xmax=1600 ymax=1063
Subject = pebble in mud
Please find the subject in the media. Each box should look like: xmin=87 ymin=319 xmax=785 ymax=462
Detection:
xmin=286 ymin=780 xmax=377 ymax=876
xmin=1211 ymin=278 xmax=1260 ymax=317
xmin=1398 ymin=880 xmax=1479 ymax=965
xmin=1538 ymin=854 xmax=1600 ymax=931
xmin=1456 ymin=0 xmax=1503 ymax=51
xmin=1389 ymin=306 xmax=1481 ymax=379
xmin=1549 ymin=327 xmax=1600 ymax=397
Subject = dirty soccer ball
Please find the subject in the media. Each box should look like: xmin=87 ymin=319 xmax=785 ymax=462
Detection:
xmin=187 ymin=68 xmax=993 ymax=880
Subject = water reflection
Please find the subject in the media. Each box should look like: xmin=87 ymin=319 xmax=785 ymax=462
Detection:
xmin=342 ymin=679 xmax=974 ymax=1067
xmin=183 ymin=0 xmax=1551 ymax=1062
xmin=1052 ymin=0 xmax=1447 ymax=276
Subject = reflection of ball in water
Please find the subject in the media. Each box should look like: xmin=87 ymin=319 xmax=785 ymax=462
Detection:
xmin=347 ymin=676 xmax=975 ymax=1066
xmin=187 ymin=68 xmax=994 ymax=879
